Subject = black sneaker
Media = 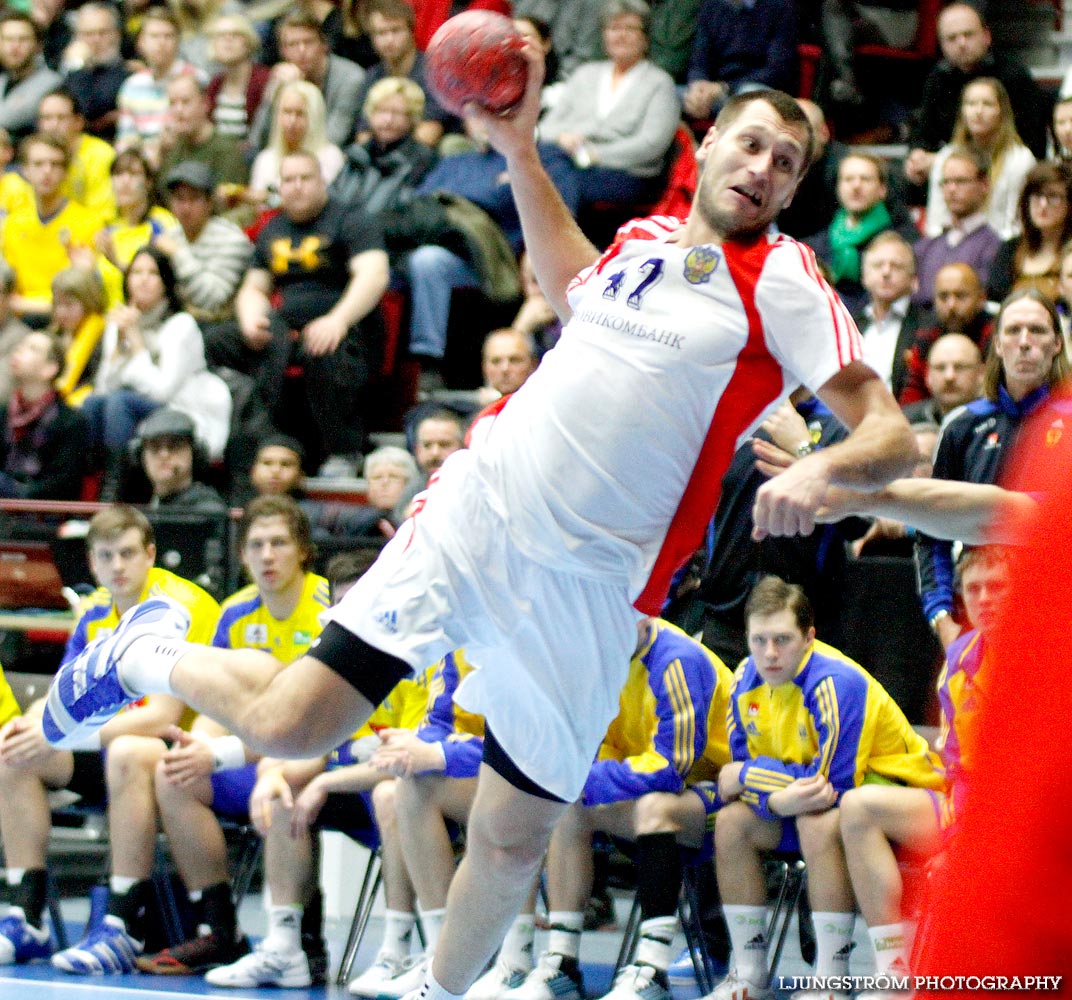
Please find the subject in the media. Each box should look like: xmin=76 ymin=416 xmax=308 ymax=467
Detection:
xmin=137 ymin=931 xmax=250 ymax=975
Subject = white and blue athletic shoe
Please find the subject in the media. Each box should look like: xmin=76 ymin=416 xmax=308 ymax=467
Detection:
xmin=0 ymin=909 xmax=52 ymax=965
xmin=502 ymin=952 xmax=584 ymax=1000
xmin=51 ymin=915 xmax=143 ymax=975
xmin=41 ymin=596 xmax=190 ymax=749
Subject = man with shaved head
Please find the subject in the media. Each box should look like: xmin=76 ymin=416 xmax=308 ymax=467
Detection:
xmin=902 ymin=332 xmax=984 ymax=425
xmin=899 ymin=263 xmax=993 ymax=405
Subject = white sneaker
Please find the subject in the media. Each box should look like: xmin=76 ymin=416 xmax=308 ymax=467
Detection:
xmin=204 ymin=942 xmax=312 ymax=988
xmin=348 ymin=950 xmax=409 ymax=997
xmin=467 ymin=958 xmax=533 ymax=1000
xmin=600 ymin=963 xmax=671 ymax=1000
xmin=373 ymin=953 xmax=430 ymax=999
xmin=502 ymin=952 xmax=583 ymax=1000
xmin=703 ymin=970 xmax=772 ymax=1000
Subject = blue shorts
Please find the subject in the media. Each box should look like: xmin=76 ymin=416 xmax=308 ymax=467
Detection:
xmin=210 ymin=762 xmax=258 ymax=819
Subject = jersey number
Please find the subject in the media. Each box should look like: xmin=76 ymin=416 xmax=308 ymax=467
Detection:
xmin=602 ymin=258 xmax=665 ymax=310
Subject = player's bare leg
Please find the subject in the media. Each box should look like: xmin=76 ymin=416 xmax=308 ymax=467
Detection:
xmin=427 ymin=765 xmax=567 ymax=994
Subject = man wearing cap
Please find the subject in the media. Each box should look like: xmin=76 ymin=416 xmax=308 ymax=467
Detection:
xmin=157 ymin=75 xmax=247 ymax=199
xmin=153 ymin=161 xmax=252 ymax=326
xmin=134 ymin=407 xmax=227 ymax=511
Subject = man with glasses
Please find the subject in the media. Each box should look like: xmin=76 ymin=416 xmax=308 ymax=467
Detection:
xmin=913 ymin=146 xmax=1001 ymax=308
xmin=63 ymin=2 xmax=129 ymax=141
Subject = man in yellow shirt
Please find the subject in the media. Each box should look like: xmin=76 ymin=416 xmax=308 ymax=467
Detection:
xmin=132 ymin=496 xmax=330 ymax=978
xmin=0 ymin=662 xmax=19 ymax=729
xmin=0 ymin=505 xmax=218 ymax=969
xmin=38 ymin=88 xmax=117 ymax=224
xmin=0 ymin=133 xmax=119 ymax=320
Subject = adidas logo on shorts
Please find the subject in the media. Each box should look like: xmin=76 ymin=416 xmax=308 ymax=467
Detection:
xmin=374 ymin=609 xmax=400 ymax=634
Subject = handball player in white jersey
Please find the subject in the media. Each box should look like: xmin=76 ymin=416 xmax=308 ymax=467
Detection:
xmin=42 ymin=42 xmax=917 ymax=1000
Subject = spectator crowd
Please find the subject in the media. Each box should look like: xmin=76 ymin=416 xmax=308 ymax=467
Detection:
xmin=0 ymin=0 xmax=1066 ymax=996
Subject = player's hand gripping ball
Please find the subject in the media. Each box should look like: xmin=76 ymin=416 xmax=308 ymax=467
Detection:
xmin=425 ymin=10 xmax=529 ymax=117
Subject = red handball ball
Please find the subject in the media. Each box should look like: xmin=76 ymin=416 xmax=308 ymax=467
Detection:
xmin=425 ymin=10 xmax=529 ymax=117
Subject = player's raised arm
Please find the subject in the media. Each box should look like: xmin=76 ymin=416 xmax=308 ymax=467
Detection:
xmin=469 ymin=44 xmax=600 ymax=319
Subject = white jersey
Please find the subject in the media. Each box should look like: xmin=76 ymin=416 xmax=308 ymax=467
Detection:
xmin=471 ymin=216 xmax=861 ymax=613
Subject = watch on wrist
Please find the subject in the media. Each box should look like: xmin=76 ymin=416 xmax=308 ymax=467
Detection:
xmin=929 ymin=609 xmax=951 ymax=631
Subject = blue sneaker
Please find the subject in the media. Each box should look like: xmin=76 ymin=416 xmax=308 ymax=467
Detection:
xmin=51 ymin=914 xmax=143 ymax=974
xmin=41 ymin=596 xmax=190 ymax=749
xmin=0 ymin=908 xmax=52 ymax=964
xmin=667 ymin=945 xmax=728 ymax=996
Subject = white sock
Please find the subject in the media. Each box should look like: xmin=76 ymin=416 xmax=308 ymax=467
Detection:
xmin=264 ymin=904 xmax=303 ymax=954
xmin=382 ymin=908 xmax=416 ymax=957
xmin=416 ymin=966 xmax=466 ymax=1000
xmin=110 ymin=875 xmax=139 ymax=895
xmin=117 ymin=638 xmax=194 ymax=696
xmin=723 ymin=904 xmax=768 ymax=984
xmin=5 ymin=868 xmax=25 ymax=886
xmin=635 ymin=915 xmax=677 ymax=971
xmin=500 ymin=914 xmax=536 ymax=971
xmin=812 ymin=911 xmax=856 ymax=977
xmin=546 ymin=910 xmax=583 ymax=960
xmin=868 ymin=921 xmax=909 ymax=976
xmin=418 ymin=906 xmax=447 ymax=954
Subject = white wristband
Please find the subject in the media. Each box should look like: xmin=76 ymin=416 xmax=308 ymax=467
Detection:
xmin=211 ymin=735 xmax=246 ymax=772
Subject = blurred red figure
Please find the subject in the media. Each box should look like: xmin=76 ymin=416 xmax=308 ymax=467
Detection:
xmin=914 ymin=387 xmax=1072 ymax=987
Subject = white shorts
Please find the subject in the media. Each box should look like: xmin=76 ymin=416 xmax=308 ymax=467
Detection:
xmin=324 ymin=449 xmax=639 ymax=801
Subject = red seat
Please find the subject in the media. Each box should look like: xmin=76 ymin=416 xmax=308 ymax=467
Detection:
xmin=650 ymin=125 xmax=699 ymax=220
xmin=797 ymin=0 xmax=941 ymax=101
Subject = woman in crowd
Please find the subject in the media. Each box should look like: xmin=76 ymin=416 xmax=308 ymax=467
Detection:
xmin=331 ymin=77 xmax=437 ymax=215
xmin=173 ymin=0 xmax=240 ymax=72
xmin=82 ymin=246 xmax=231 ymax=497
xmin=514 ymin=15 xmax=561 ymax=111
xmin=925 ymin=77 xmax=1036 ymax=239
xmin=1051 ymin=95 xmax=1072 ymax=161
xmin=248 ymin=80 xmax=344 ymax=208
xmin=536 ymin=0 xmax=679 ymax=211
xmin=988 ymin=161 xmax=1072 ymax=302
xmin=50 ymin=267 xmax=108 ymax=407
xmin=95 ymin=150 xmax=180 ymax=270
xmin=205 ymin=13 xmax=272 ymax=146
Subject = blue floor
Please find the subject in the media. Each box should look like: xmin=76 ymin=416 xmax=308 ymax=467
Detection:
xmin=0 ymin=893 xmax=858 ymax=999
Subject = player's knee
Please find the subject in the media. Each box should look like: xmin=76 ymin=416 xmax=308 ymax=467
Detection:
xmin=468 ymin=809 xmax=549 ymax=874
xmin=837 ymin=786 xmax=873 ymax=839
xmin=796 ymin=807 xmax=841 ymax=856
xmin=633 ymin=791 xmax=680 ymax=835
xmin=246 ymin=713 xmax=329 ymax=758
xmin=105 ymin=735 xmax=162 ymax=787
xmin=715 ymin=799 xmax=754 ymax=850
xmin=372 ymin=777 xmax=399 ymax=825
